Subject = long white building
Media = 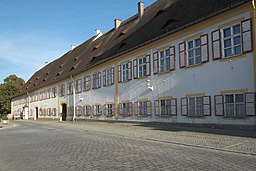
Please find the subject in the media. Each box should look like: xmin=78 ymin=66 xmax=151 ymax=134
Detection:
xmin=12 ymin=0 xmax=256 ymax=126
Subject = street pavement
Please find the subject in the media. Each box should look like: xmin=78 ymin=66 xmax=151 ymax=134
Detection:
xmin=0 ymin=120 xmax=255 ymax=171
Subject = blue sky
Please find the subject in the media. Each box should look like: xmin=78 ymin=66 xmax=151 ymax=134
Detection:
xmin=0 ymin=0 xmax=155 ymax=83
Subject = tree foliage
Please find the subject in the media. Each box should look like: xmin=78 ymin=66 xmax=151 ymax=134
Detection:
xmin=0 ymin=75 xmax=25 ymax=114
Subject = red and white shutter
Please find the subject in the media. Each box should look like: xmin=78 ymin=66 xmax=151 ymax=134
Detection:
xmin=146 ymin=55 xmax=151 ymax=76
xmin=134 ymin=102 xmax=138 ymax=116
xmin=111 ymin=68 xmax=114 ymax=85
xmin=245 ymin=92 xmax=256 ymax=116
xmin=103 ymin=70 xmax=106 ymax=86
xmin=200 ymin=34 xmax=209 ymax=63
xmin=153 ymin=52 xmax=159 ymax=74
xmin=203 ymin=96 xmax=211 ymax=116
xmin=241 ymin=18 xmax=253 ymax=53
xmin=179 ymin=42 xmax=186 ymax=68
xmin=133 ymin=59 xmax=138 ymax=79
xmin=146 ymin=101 xmax=152 ymax=116
xmin=118 ymin=65 xmax=122 ymax=83
xmin=154 ymin=100 xmax=159 ymax=117
xmin=211 ymin=29 xmax=222 ymax=60
xmin=128 ymin=61 xmax=132 ymax=80
xmin=171 ymin=98 xmax=177 ymax=115
xmin=169 ymin=46 xmax=175 ymax=71
xmin=181 ymin=97 xmax=188 ymax=116
xmin=214 ymin=95 xmax=224 ymax=116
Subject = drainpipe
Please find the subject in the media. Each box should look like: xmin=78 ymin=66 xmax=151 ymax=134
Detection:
xmin=27 ymin=91 xmax=30 ymax=120
xmin=70 ymin=75 xmax=76 ymax=121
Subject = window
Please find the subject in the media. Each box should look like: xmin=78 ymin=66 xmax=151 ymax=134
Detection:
xmin=134 ymin=101 xmax=151 ymax=116
xmin=159 ymin=49 xmax=172 ymax=73
xmin=224 ymin=94 xmax=245 ymax=117
xmin=119 ymin=102 xmax=133 ymax=117
xmin=76 ymin=79 xmax=82 ymax=93
xmin=155 ymin=98 xmax=177 ymax=116
xmin=47 ymin=89 xmax=51 ymax=99
xmin=181 ymin=96 xmax=211 ymax=116
xmin=188 ymin=97 xmax=203 ymax=116
xmin=60 ymin=84 xmax=65 ymax=97
xmin=134 ymin=55 xmax=150 ymax=79
xmin=67 ymin=82 xmax=73 ymax=95
xmin=92 ymin=73 xmax=101 ymax=89
xmin=83 ymin=76 xmax=91 ymax=91
xmin=47 ymin=108 xmax=51 ymax=116
xmin=83 ymin=105 xmax=91 ymax=116
xmin=76 ymin=106 xmax=83 ymax=116
xmin=103 ymin=68 xmax=114 ymax=86
xmin=187 ymin=38 xmax=201 ymax=66
xmin=93 ymin=105 xmax=102 ymax=116
xmin=118 ymin=62 xmax=132 ymax=82
xmin=52 ymin=108 xmax=57 ymax=116
xmin=104 ymin=104 xmax=114 ymax=117
xmin=52 ymin=87 xmax=57 ymax=98
xmin=223 ymin=24 xmax=241 ymax=58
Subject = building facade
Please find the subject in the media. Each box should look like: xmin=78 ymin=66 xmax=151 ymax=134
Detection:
xmin=12 ymin=0 xmax=256 ymax=126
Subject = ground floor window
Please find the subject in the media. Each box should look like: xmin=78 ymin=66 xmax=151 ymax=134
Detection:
xmin=224 ymin=94 xmax=245 ymax=117
xmin=47 ymin=108 xmax=51 ymax=116
xmin=83 ymin=105 xmax=92 ymax=116
xmin=134 ymin=101 xmax=151 ymax=116
xmin=188 ymin=97 xmax=203 ymax=116
xmin=76 ymin=106 xmax=83 ymax=116
xmin=104 ymin=104 xmax=114 ymax=117
xmin=118 ymin=102 xmax=133 ymax=117
xmin=93 ymin=105 xmax=102 ymax=116
xmin=154 ymin=98 xmax=177 ymax=116
xmin=181 ymin=96 xmax=211 ymax=116
xmin=52 ymin=108 xmax=57 ymax=116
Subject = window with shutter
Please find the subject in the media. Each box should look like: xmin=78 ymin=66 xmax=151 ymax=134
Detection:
xmin=187 ymin=38 xmax=201 ymax=66
xmin=146 ymin=101 xmax=152 ymax=116
xmin=134 ymin=102 xmax=138 ymax=116
xmin=111 ymin=68 xmax=115 ymax=84
xmin=214 ymin=95 xmax=224 ymax=116
xmin=154 ymin=100 xmax=159 ymax=117
xmin=224 ymin=94 xmax=245 ymax=117
xmin=103 ymin=70 xmax=106 ymax=86
xmin=211 ymin=29 xmax=221 ymax=60
xmin=118 ymin=65 xmax=122 ymax=83
xmin=181 ymin=97 xmax=188 ymax=116
xmin=245 ymin=93 xmax=255 ymax=116
xmin=171 ymin=98 xmax=177 ymax=115
xmin=153 ymin=52 xmax=159 ymax=74
xmin=179 ymin=42 xmax=186 ymax=68
xmin=200 ymin=34 xmax=209 ymax=63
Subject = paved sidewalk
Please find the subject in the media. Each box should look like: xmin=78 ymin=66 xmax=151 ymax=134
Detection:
xmin=24 ymin=120 xmax=256 ymax=155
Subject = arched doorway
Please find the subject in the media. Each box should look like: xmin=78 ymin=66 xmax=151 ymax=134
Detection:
xmin=61 ymin=104 xmax=67 ymax=121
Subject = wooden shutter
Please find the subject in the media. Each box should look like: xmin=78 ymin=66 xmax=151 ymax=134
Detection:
xmin=241 ymin=18 xmax=253 ymax=53
xmin=118 ymin=65 xmax=122 ymax=83
xmin=200 ymin=34 xmax=209 ymax=63
xmin=179 ymin=42 xmax=186 ymax=68
xmin=203 ymin=96 xmax=211 ymax=116
xmin=88 ymin=76 xmax=91 ymax=90
xmin=169 ymin=46 xmax=175 ymax=71
xmin=146 ymin=55 xmax=151 ymax=76
xmin=128 ymin=61 xmax=132 ymax=80
xmin=103 ymin=104 xmax=106 ymax=115
xmin=128 ymin=102 xmax=133 ymax=116
xmin=98 ymin=72 xmax=101 ymax=88
xmin=146 ymin=101 xmax=152 ymax=116
xmin=118 ymin=103 xmax=122 ymax=116
xmin=154 ymin=100 xmax=159 ymax=117
xmin=111 ymin=68 xmax=114 ymax=85
xmin=211 ymin=29 xmax=222 ymax=60
xmin=245 ymin=92 xmax=255 ymax=116
xmin=153 ymin=52 xmax=159 ymax=74
xmin=134 ymin=102 xmax=138 ymax=116
xmin=171 ymin=98 xmax=177 ymax=115
xmin=103 ymin=70 xmax=106 ymax=86
xmin=214 ymin=95 xmax=224 ymax=116
xmin=181 ymin=97 xmax=188 ymax=116
xmin=133 ymin=59 xmax=138 ymax=79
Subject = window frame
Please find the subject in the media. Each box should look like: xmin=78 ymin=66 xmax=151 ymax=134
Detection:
xmin=187 ymin=38 xmax=201 ymax=66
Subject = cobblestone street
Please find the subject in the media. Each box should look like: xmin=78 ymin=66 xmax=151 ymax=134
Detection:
xmin=0 ymin=120 xmax=256 ymax=171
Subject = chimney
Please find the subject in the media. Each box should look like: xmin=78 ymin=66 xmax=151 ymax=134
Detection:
xmin=138 ymin=2 xmax=144 ymax=18
xmin=114 ymin=19 xmax=122 ymax=30
xmin=95 ymin=29 xmax=102 ymax=36
xmin=71 ymin=45 xmax=76 ymax=51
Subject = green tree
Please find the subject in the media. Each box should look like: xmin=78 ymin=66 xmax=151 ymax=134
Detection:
xmin=0 ymin=75 xmax=25 ymax=114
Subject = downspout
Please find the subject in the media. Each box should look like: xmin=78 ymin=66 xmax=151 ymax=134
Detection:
xmin=70 ymin=75 xmax=76 ymax=121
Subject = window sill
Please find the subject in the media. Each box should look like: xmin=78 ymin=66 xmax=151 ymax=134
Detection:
xmin=157 ymin=115 xmax=177 ymax=118
xmin=184 ymin=63 xmax=204 ymax=70
xmin=221 ymin=116 xmax=247 ymax=119
xmin=186 ymin=115 xmax=206 ymax=118
xmin=219 ymin=54 xmax=246 ymax=63
xmin=156 ymin=70 xmax=174 ymax=76
xmin=136 ymin=76 xmax=149 ymax=80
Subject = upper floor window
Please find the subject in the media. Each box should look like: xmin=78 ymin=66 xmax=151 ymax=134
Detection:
xmin=83 ymin=76 xmax=91 ymax=91
xmin=118 ymin=62 xmax=132 ymax=82
xmin=59 ymin=84 xmax=65 ymax=97
xmin=67 ymin=82 xmax=73 ymax=95
xmin=223 ymin=24 xmax=241 ymax=58
xmin=92 ymin=72 xmax=101 ymax=89
xmin=103 ymin=68 xmax=114 ymax=86
xmin=52 ymin=87 xmax=57 ymax=98
xmin=133 ymin=55 xmax=150 ymax=79
xmin=188 ymin=38 xmax=201 ymax=66
xmin=212 ymin=19 xmax=252 ymax=60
